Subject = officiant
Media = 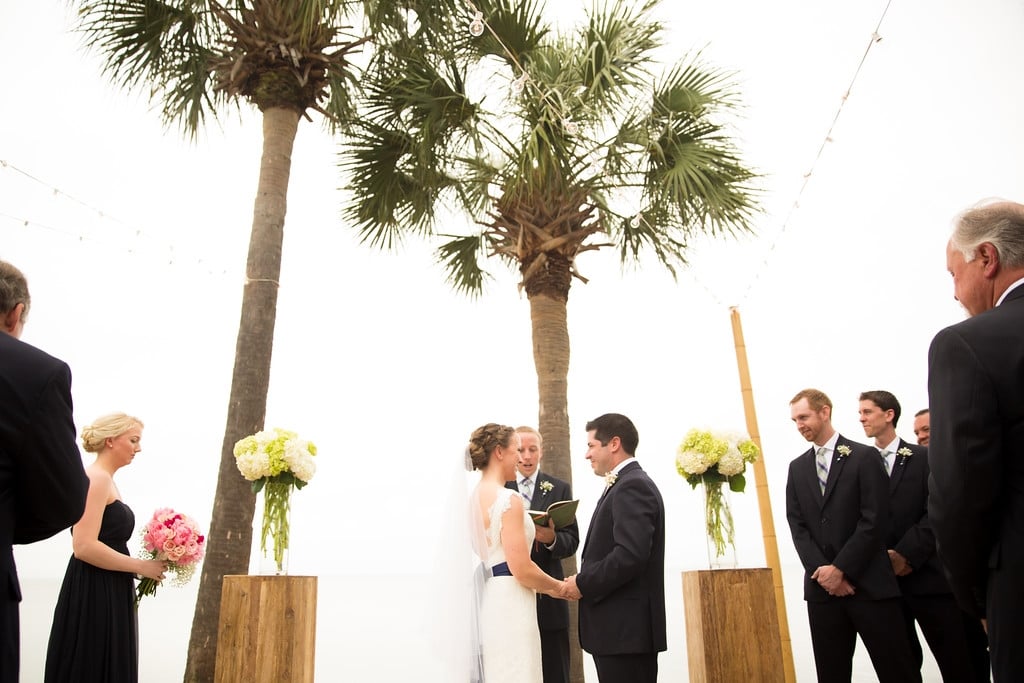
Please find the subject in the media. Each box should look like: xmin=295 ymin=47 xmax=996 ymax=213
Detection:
xmin=506 ymin=426 xmax=580 ymax=683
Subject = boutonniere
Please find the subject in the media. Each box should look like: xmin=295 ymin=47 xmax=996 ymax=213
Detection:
xmin=836 ymin=445 xmax=852 ymax=459
xmin=539 ymin=480 xmax=554 ymax=495
xmin=897 ymin=447 xmax=913 ymax=459
xmin=604 ymin=472 xmax=618 ymax=488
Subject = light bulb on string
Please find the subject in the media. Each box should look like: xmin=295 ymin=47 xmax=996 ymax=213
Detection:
xmin=562 ymin=119 xmax=579 ymax=135
xmin=469 ymin=11 xmax=485 ymax=37
xmin=511 ymin=72 xmax=528 ymax=94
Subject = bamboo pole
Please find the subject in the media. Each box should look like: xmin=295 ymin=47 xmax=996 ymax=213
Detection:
xmin=729 ymin=306 xmax=796 ymax=683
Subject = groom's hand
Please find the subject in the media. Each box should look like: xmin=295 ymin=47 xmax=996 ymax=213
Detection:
xmin=562 ymin=575 xmax=582 ymax=600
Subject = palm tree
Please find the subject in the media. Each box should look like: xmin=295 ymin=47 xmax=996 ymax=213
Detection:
xmin=72 ymin=1 xmax=374 ymax=678
xmin=345 ymin=1 xmax=758 ymax=677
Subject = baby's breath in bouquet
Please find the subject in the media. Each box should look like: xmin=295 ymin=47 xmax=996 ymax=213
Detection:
xmin=234 ymin=428 xmax=317 ymax=574
xmin=676 ymin=429 xmax=759 ymax=564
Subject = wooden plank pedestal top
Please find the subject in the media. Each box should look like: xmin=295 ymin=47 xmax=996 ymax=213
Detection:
xmin=682 ymin=568 xmax=784 ymax=683
xmin=214 ymin=575 xmax=317 ymax=683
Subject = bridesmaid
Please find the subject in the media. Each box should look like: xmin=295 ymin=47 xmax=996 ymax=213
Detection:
xmin=44 ymin=413 xmax=166 ymax=682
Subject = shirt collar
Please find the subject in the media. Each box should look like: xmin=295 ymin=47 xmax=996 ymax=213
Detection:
xmin=877 ymin=437 xmax=900 ymax=453
xmin=610 ymin=457 xmax=636 ymax=476
xmin=817 ymin=432 xmax=840 ymax=453
xmin=996 ymin=277 xmax=1024 ymax=306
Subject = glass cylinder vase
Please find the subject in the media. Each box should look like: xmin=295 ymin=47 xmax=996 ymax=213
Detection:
xmin=258 ymin=480 xmax=292 ymax=575
xmin=703 ymin=475 xmax=737 ymax=569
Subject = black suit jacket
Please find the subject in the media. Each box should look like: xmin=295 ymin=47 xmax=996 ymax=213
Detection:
xmin=506 ymin=472 xmax=580 ymax=630
xmin=576 ymin=461 xmax=666 ymax=656
xmin=0 ymin=333 xmax=89 ymax=675
xmin=785 ymin=434 xmax=900 ymax=601
xmin=928 ymin=284 xmax=1024 ymax=616
xmin=883 ymin=439 xmax=952 ymax=596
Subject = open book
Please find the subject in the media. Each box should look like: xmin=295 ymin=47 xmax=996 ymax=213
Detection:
xmin=528 ymin=499 xmax=579 ymax=529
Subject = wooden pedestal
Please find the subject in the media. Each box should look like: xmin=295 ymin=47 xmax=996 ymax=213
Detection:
xmin=214 ymin=575 xmax=318 ymax=683
xmin=682 ymin=568 xmax=784 ymax=683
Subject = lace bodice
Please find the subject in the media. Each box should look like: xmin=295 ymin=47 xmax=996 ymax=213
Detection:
xmin=485 ymin=487 xmax=535 ymax=567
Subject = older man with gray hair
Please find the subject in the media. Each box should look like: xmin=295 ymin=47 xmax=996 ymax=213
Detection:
xmin=928 ymin=199 xmax=1024 ymax=682
xmin=0 ymin=260 xmax=88 ymax=680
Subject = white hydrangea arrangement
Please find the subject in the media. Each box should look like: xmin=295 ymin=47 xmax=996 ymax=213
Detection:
xmin=675 ymin=429 xmax=760 ymax=563
xmin=675 ymin=428 xmax=759 ymax=491
xmin=234 ymin=428 xmax=317 ymax=573
xmin=234 ymin=428 xmax=317 ymax=488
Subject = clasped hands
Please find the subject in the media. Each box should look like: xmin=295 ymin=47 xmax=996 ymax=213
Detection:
xmin=812 ymin=564 xmax=855 ymax=597
xmin=550 ymin=574 xmax=582 ymax=601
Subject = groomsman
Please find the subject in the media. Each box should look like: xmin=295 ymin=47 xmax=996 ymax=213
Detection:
xmin=928 ymin=199 xmax=1024 ymax=681
xmin=912 ymin=409 xmax=930 ymax=446
xmin=564 ymin=413 xmax=665 ymax=683
xmin=0 ymin=260 xmax=89 ymax=680
xmin=785 ymin=388 xmax=918 ymax=683
xmin=858 ymin=390 xmax=987 ymax=681
xmin=506 ymin=426 xmax=579 ymax=683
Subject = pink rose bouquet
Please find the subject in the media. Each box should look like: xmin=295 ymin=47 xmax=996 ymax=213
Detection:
xmin=135 ymin=507 xmax=206 ymax=606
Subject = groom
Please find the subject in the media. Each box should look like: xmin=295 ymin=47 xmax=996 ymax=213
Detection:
xmin=563 ymin=413 xmax=665 ymax=683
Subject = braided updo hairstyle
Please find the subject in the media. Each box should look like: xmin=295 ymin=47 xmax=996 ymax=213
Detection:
xmin=467 ymin=423 xmax=517 ymax=471
xmin=81 ymin=412 xmax=144 ymax=453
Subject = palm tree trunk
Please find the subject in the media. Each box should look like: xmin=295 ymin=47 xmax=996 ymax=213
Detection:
xmin=184 ymin=105 xmax=300 ymax=683
xmin=528 ymin=291 xmax=585 ymax=683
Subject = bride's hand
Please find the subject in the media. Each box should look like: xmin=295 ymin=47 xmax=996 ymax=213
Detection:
xmin=545 ymin=582 xmax=569 ymax=599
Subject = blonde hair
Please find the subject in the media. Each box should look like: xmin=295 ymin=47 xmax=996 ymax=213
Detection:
xmin=81 ymin=412 xmax=144 ymax=453
xmin=515 ymin=425 xmax=542 ymax=446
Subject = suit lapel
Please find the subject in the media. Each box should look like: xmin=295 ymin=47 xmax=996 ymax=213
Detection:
xmin=821 ymin=440 xmax=849 ymax=505
xmin=531 ymin=473 xmax=547 ymax=512
xmin=888 ymin=439 xmax=909 ymax=492
xmin=584 ymin=463 xmax=637 ymax=554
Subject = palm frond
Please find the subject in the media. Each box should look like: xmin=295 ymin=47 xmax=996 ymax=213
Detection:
xmin=469 ymin=0 xmax=550 ymax=68
xmin=576 ymin=0 xmax=660 ymax=110
xmin=76 ymin=0 xmax=222 ymax=134
xmin=435 ymin=233 xmax=490 ymax=296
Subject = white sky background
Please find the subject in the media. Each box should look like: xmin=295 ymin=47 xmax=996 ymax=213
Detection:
xmin=3 ymin=0 xmax=1023 ymax=680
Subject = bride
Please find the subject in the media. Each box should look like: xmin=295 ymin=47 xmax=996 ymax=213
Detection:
xmin=467 ymin=423 xmax=570 ymax=683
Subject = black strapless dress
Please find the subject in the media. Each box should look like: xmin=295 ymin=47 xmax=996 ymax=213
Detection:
xmin=44 ymin=500 xmax=138 ymax=682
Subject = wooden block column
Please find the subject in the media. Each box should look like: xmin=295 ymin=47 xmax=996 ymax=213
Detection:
xmin=682 ymin=568 xmax=784 ymax=683
xmin=214 ymin=575 xmax=317 ymax=683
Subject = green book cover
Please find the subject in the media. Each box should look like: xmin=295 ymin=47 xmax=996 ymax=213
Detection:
xmin=528 ymin=499 xmax=579 ymax=529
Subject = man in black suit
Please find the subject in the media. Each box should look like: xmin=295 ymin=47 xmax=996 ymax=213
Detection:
xmin=506 ymin=426 xmax=579 ymax=683
xmin=785 ymin=388 xmax=918 ymax=683
xmin=563 ymin=413 xmax=665 ymax=683
xmin=858 ymin=389 xmax=987 ymax=681
xmin=928 ymin=199 xmax=1024 ymax=682
xmin=0 ymin=260 xmax=89 ymax=680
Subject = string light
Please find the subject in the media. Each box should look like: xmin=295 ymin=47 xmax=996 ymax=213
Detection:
xmin=461 ymin=1 xmax=574 ymax=127
xmin=468 ymin=11 xmax=485 ymax=37
xmin=683 ymin=0 xmax=893 ymax=309
xmin=511 ymin=72 xmax=528 ymax=94
xmin=0 ymin=160 xmax=233 ymax=277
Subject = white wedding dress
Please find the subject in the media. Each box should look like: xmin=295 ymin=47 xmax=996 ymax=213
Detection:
xmin=480 ymin=487 xmax=542 ymax=683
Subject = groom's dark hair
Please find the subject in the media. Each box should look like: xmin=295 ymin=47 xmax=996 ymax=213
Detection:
xmin=586 ymin=413 xmax=639 ymax=456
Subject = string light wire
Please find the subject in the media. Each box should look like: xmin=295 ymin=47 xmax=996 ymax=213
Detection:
xmin=683 ymin=0 xmax=894 ymax=309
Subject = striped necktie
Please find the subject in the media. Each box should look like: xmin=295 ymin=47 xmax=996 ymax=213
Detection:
xmin=815 ymin=447 xmax=829 ymax=494
xmin=520 ymin=478 xmax=533 ymax=505
xmin=880 ymin=449 xmax=892 ymax=475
